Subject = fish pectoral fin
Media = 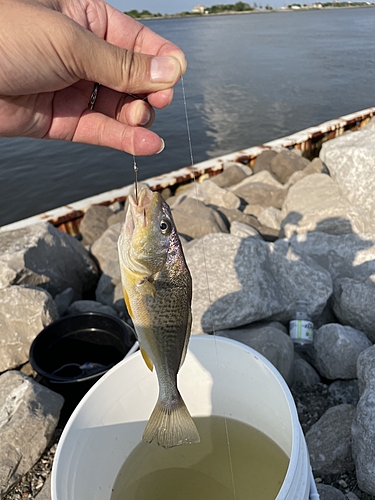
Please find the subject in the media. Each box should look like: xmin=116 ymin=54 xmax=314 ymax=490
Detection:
xmin=141 ymin=348 xmax=154 ymax=371
xmin=122 ymin=287 xmax=133 ymax=319
xmin=179 ymin=309 xmax=192 ymax=370
xmin=136 ymin=278 xmax=156 ymax=297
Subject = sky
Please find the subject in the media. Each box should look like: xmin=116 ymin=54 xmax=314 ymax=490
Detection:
xmin=107 ymin=0 xmax=286 ymax=15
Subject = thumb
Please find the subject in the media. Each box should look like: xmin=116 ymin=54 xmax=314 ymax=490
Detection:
xmin=72 ymin=28 xmax=183 ymax=94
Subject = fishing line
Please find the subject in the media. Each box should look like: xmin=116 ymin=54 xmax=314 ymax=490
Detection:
xmin=181 ymin=75 xmax=238 ymax=500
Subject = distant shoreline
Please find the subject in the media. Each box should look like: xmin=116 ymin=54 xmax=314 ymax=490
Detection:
xmin=132 ymin=5 xmax=375 ymax=21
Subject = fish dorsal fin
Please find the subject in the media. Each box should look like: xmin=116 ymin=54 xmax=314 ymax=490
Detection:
xmin=141 ymin=348 xmax=154 ymax=371
xmin=122 ymin=286 xmax=133 ymax=319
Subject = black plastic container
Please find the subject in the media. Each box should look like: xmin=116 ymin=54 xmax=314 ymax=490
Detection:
xmin=30 ymin=312 xmax=135 ymax=415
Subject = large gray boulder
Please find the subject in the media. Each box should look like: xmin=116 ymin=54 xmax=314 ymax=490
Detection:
xmin=185 ymin=233 xmax=332 ymax=334
xmin=171 ymin=198 xmax=228 ymax=240
xmin=217 ymin=324 xmax=294 ymax=384
xmin=0 ymin=371 xmax=64 ymax=497
xmin=312 ymin=324 xmax=371 ymax=380
xmin=288 ymin=231 xmax=375 ymax=339
xmin=316 ymin=484 xmax=347 ymax=500
xmin=306 ymin=404 xmax=356 ymax=476
xmin=270 ymin=149 xmax=310 ymax=184
xmin=320 ymin=118 xmax=375 ymax=233
xmin=281 ymin=173 xmax=368 ymax=238
xmin=0 ymin=286 xmax=58 ymax=372
xmin=352 ymin=345 xmax=375 ymax=495
xmin=181 ymin=180 xmax=241 ymax=210
xmin=210 ymin=164 xmax=249 ymax=188
xmin=333 ymin=276 xmax=375 ymax=343
xmin=0 ymin=223 xmax=98 ymax=296
xmin=79 ymin=205 xmax=113 ymax=245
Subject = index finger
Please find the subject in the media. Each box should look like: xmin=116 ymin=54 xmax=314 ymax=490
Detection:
xmin=104 ymin=4 xmax=187 ymax=74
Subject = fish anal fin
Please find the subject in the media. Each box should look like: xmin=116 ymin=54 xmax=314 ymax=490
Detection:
xmin=143 ymin=394 xmax=200 ymax=449
xmin=141 ymin=348 xmax=154 ymax=371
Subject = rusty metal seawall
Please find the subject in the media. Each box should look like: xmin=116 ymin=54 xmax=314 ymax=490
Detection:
xmin=1 ymin=107 xmax=374 ymax=236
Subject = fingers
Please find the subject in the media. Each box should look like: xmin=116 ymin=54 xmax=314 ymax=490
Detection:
xmin=94 ymin=87 xmax=155 ymax=127
xmin=73 ymin=110 xmax=165 ymax=156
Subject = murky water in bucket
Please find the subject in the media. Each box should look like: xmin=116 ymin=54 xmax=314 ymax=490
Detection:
xmin=111 ymin=416 xmax=289 ymax=500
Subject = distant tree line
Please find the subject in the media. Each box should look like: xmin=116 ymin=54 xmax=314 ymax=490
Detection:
xmin=288 ymin=1 xmax=372 ymax=7
xmin=124 ymin=9 xmax=162 ymax=18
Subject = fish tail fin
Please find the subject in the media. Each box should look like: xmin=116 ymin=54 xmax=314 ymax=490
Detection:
xmin=143 ymin=394 xmax=200 ymax=449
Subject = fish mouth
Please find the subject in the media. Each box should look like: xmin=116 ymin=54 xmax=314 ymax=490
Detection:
xmin=129 ymin=187 xmax=155 ymax=228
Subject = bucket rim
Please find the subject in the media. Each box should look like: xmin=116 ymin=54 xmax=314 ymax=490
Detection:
xmin=52 ymin=335 xmax=307 ymax=500
xmin=29 ymin=312 xmax=135 ymax=383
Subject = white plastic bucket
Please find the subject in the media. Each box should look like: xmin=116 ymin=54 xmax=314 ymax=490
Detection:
xmin=52 ymin=336 xmax=313 ymax=500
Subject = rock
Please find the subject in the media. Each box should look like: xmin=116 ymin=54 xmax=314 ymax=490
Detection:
xmin=185 ymin=233 xmax=332 ymax=334
xmin=293 ymin=358 xmax=320 ymax=387
xmin=232 ymin=170 xmax=283 ymax=189
xmin=270 ymin=149 xmax=310 ymax=184
xmin=258 ymin=206 xmax=283 ymax=231
xmin=0 ymin=286 xmax=58 ymax=372
xmin=230 ymin=221 xmax=261 ymax=239
xmin=95 ymin=272 xmax=126 ymax=315
xmin=108 ymin=201 xmax=123 ymax=213
xmin=210 ymin=164 xmax=249 ymax=188
xmin=304 ymin=157 xmax=325 ymax=175
xmin=328 ymin=380 xmax=359 ymax=405
xmin=281 ymin=173 xmax=368 ymax=238
xmin=216 ymin=324 xmax=294 ymax=383
xmin=306 ymin=404 xmax=356 ymax=476
xmin=282 ymin=170 xmax=308 ymax=190
xmin=320 ymin=118 xmax=375 ymax=233
xmin=171 ymin=198 xmax=228 ymax=240
xmin=67 ymin=300 xmax=118 ymax=317
xmin=253 ymin=149 xmax=278 ymax=174
xmin=107 ymin=209 xmax=125 ymax=227
xmin=312 ymin=324 xmax=372 ymax=380
xmin=0 ymin=371 xmax=64 ymax=497
xmin=79 ymin=205 xmax=113 ymax=245
xmin=90 ymin=222 xmax=122 ymax=273
xmin=333 ymin=276 xmax=375 ymax=343
xmin=216 ymin=207 xmax=259 ymax=229
xmin=35 ymin=475 xmax=51 ymax=500
xmin=242 ymin=203 xmax=264 ymax=217
xmin=232 ymin=182 xmax=286 ymax=209
xmin=316 ymin=484 xmax=347 ymax=500
xmin=352 ymin=345 xmax=375 ymax=495
xmin=54 ymin=287 xmax=80 ymax=316
xmin=187 ymin=180 xmax=241 ymax=210
xmin=288 ymin=231 xmax=375 ymax=338
xmin=345 ymin=493 xmax=360 ymax=500
xmin=0 ymin=223 xmax=98 ymax=296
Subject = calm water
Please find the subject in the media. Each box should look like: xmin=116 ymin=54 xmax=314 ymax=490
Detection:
xmin=1 ymin=8 xmax=375 ymax=226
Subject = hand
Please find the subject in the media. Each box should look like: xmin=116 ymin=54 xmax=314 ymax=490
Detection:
xmin=0 ymin=0 xmax=187 ymax=155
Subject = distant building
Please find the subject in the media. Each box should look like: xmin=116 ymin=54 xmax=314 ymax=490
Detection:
xmin=312 ymin=2 xmax=322 ymax=6
xmin=192 ymin=4 xmax=205 ymax=13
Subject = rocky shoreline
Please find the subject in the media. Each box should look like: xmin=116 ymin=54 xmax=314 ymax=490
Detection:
xmin=1 ymin=118 xmax=375 ymax=500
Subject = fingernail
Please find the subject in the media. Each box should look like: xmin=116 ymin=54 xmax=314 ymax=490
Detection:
xmin=156 ymin=139 xmax=165 ymax=154
xmin=151 ymin=57 xmax=179 ymax=83
xmin=138 ymin=108 xmax=151 ymax=126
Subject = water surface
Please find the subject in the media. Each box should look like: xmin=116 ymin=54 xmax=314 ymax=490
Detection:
xmin=1 ymin=8 xmax=375 ymax=226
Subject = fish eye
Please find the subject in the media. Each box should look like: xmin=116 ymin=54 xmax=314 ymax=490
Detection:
xmin=160 ymin=218 xmax=171 ymax=234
